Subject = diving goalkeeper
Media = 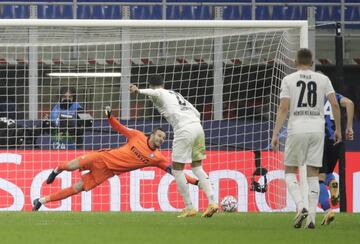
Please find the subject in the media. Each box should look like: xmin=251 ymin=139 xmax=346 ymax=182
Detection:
xmin=32 ymin=106 xmax=198 ymax=211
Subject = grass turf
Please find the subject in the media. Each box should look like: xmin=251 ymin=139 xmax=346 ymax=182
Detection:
xmin=0 ymin=212 xmax=359 ymax=244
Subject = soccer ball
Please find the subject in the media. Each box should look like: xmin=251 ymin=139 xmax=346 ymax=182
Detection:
xmin=220 ymin=195 xmax=238 ymax=212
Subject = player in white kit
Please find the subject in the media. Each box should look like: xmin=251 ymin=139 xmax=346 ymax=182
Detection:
xmin=271 ymin=49 xmax=342 ymax=229
xmin=129 ymin=75 xmax=218 ymax=218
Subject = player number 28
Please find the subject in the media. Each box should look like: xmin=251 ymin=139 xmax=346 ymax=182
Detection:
xmin=296 ymin=80 xmax=317 ymax=108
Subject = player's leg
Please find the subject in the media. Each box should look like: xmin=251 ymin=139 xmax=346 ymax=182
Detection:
xmin=172 ymin=129 xmax=196 ymax=217
xmin=306 ymin=165 xmax=320 ymax=229
xmin=326 ymin=142 xmax=343 ymax=205
xmin=33 ymin=159 xmax=113 ymax=211
xmin=46 ymin=158 xmax=81 ymax=184
xmin=305 ymin=132 xmax=324 ymax=229
xmin=189 ymin=125 xmax=218 ymax=217
xmin=319 ymin=172 xmax=335 ymax=225
xmin=284 ymin=134 xmax=308 ymax=228
xmin=319 ymin=143 xmax=335 ymax=225
xmin=191 ymin=160 xmax=218 ymax=217
xmin=285 ymin=165 xmax=308 ymax=228
xmin=173 ymin=162 xmax=196 ymax=217
xmin=32 ymin=179 xmax=84 ymax=211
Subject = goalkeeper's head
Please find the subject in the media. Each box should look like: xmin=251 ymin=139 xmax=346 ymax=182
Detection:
xmin=148 ymin=75 xmax=164 ymax=88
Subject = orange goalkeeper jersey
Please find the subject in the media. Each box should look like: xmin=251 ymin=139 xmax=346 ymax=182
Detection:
xmin=101 ymin=116 xmax=197 ymax=185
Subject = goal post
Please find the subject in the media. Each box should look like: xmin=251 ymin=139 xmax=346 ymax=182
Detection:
xmin=0 ymin=19 xmax=308 ymax=212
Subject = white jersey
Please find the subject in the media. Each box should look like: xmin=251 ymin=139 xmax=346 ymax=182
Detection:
xmin=280 ymin=69 xmax=335 ymax=135
xmin=139 ymin=88 xmax=201 ymax=132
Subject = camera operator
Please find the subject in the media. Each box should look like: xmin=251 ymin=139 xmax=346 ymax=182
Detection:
xmin=45 ymin=87 xmax=84 ymax=149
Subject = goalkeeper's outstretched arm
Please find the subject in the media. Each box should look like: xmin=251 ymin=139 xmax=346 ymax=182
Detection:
xmin=105 ymin=106 xmax=137 ymax=139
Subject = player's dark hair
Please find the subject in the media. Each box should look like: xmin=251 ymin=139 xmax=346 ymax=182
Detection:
xmin=296 ymin=48 xmax=313 ymax=66
xmin=148 ymin=75 xmax=164 ymax=86
xmin=60 ymin=86 xmax=77 ymax=101
xmin=151 ymin=127 xmax=165 ymax=135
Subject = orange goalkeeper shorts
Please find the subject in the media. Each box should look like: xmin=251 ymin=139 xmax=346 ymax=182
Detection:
xmin=77 ymin=152 xmax=114 ymax=191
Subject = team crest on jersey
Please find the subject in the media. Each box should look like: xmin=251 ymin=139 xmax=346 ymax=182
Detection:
xmin=149 ymin=153 xmax=155 ymax=158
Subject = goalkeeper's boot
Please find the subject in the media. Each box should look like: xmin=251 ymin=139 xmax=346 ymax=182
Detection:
xmin=46 ymin=170 xmax=60 ymax=184
xmin=177 ymin=208 xmax=197 ymax=218
xmin=32 ymin=198 xmax=42 ymax=211
xmin=293 ymin=208 xmax=308 ymax=228
xmin=329 ymin=180 xmax=339 ymax=206
xmin=201 ymin=203 xmax=219 ymax=218
xmin=321 ymin=210 xmax=335 ymax=225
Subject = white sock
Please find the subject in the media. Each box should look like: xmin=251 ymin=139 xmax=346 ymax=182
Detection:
xmin=54 ymin=167 xmax=61 ymax=174
xmin=39 ymin=197 xmax=46 ymax=204
xmin=285 ymin=173 xmax=305 ymax=211
xmin=307 ymin=176 xmax=320 ymax=224
xmin=192 ymin=166 xmax=215 ymax=204
xmin=172 ymin=169 xmax=193 ymax=209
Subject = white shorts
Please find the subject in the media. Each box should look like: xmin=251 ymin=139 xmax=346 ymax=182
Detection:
xmin=284 ymin=132 xmax=324 ymax=168
xmin=172 ymin=123 xmax=206 ymax=164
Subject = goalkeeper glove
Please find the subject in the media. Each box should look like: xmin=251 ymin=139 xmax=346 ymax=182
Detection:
xmin=105 ymin=106 xmax=112 ymax=118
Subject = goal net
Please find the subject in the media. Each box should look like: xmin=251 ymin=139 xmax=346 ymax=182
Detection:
xmin=0 ymin=20 xmax=307 ymax=212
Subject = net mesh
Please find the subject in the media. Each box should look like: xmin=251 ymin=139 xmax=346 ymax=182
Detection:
xmin=0 ymin=24 xmax=301 ymax=211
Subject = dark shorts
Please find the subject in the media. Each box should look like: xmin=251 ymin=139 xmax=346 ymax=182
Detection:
xmin=320 ymin=139 xmax=344 ymax=174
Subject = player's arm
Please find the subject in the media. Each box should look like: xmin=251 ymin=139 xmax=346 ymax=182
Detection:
xmin=340 ymin=96 xmax=354 ymax=140
xmin=272 ymin=98 xmax=290 ymax=151
xmin=327 ymin=93 xmax=342 ymax=144
xmin=157 ymin=160 xmax=199 ymax=185
xmin=104 ymin=106 xmax=136 ymax=139
xmin=129 ymin=84 xmax=161 ymax=97
xmin=272 ymin=77 xmax=290 ymax=150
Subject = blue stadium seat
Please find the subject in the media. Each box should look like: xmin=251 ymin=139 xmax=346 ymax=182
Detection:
xmin=194 ymin=6 xmax=212 ymax=20
xmin=78 ymin=5 xmax=105 ymax=19
xmin=223 ymin=6 xmax=251 ymax=20
xmin=180 ymin=6 xmax=194 ymax=19
xmin=0 ymin=5 xmax=15 ymax=18
xmin=255 ymin=6 xmax=270 ymax=20
xmin=316 ymin=6 xmax=341 ymax=21
xmin=106 ymin=5 xmax=121 ymax=19
xmin=149 ymin=5 xmax=162 ymax=19
xmin=132 ymin=6 xmax=162 ymax=19
xmin=10 ymin=5 xmax=29 ymax=18
xmin=37 ymin=5 xmax=54 ymax=19
xmin=284 ymin=6 xmax=307 ymax=20
xmin=345 ymin=6 xmax=360 ymax=21
xmin=37 ymin=5 xmax=73 ymax=19
xmin=166 ymin=6 xmax=194 ymax=20
xmin=55 ymin=5 xmax=73 ymax=19
xmin=270 ymin=6 xmax=285 ymax=20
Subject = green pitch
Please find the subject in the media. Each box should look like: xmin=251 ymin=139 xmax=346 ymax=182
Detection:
xmin=0 ymin=212 xmax=359 ymax=244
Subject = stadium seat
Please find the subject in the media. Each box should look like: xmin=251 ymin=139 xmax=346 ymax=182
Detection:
xmin=131 ymin=6 xmax=149 ymax=19
xmin=284 ymin=6 xmax=306 ymax=20
xmin=54 ymin=5 xmax=73 ymax=19
xmin=270 ymin=6 xmax=285 ymax=20
xmin=78 ymin=5 xmax=105 ymax=19
xmin=346 ymin=6 xmax=360 ymax=21
xmin=106 ymin=5 xmax=121 ymax=19
xmin=223 ymin=6 xmax=251 ymax=20
xmin=37 ymin=5 xmax=51 ymax=19
xmin=194 ymin=6 xmax=213 ymax=20
xmin=14 ymin=5 xmax=29 ymax=18
xmin=255 ymin=6 xmax=270 ymax=20
xmin=316 ymin=6 xmax=341 ymax=21
xmin=0 ymin=5 xmax=15 ymax=18
xmin=165 ymin=6 xmax=183 ymax=19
